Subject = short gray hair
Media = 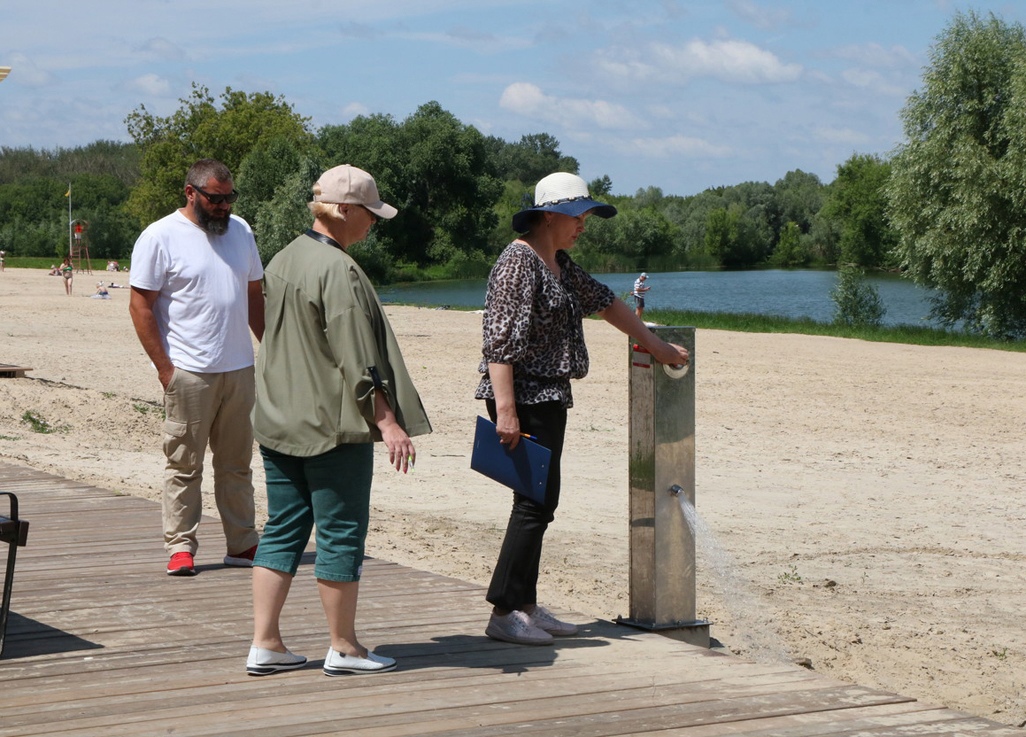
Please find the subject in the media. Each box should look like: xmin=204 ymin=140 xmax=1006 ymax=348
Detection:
xmin=185 ymin=159 xmax=233 ymax=189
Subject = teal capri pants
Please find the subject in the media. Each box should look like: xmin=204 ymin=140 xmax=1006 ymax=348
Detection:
xmin=254 ymin=443 xmax=373 ymax=582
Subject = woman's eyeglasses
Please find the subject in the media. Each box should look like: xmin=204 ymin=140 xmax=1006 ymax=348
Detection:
xmin=192 ymin=186 xmax=239 ymax=205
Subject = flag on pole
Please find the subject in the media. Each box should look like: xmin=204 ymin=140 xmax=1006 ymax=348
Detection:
xmin=64 ymin=188 xmax=70 ymax=197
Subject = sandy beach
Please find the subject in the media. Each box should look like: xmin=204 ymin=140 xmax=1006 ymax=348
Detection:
xmin=1 ymin=265 xmax=1024 ymax=727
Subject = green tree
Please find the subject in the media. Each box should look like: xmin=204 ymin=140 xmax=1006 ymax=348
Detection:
xmin=822 ymin=153 xmax=896 ymax=268
xmin=124 ymin=84 xmax=313 ymax=228
xmin=770 ymin=221 xmax=809 ymax=267
xmin=704 ymin=200 xmax=771 ymax=268
xmin=248 ymin=155 xmax=324 ymax=266
xmin=802 ymin=208 xmax=842 ymax=265
xmin=889 ymin=11 xmax=1026 ymax=337
xmin=832 ymin=266 xmax=886 ymax=327
xmin=589 ymin=175 xmax=613 ymax=197
xmin=0 ymin=141 xmax=139 ymax=186
xmin=487 ymin=179 xmax=533 ymax=252
xmin=575 ymin=204 xmax=676 ymax=272
xmin=704 ymin=205 xmax=741 ymax=265
xmin=0 ymin=172 xmax=135 ymax=258
xmin=233 ymin=136 xmax=323 ymax=240
xmin=771 ymin=169 xmax=824 ymax=236
xmin=317 ymin=113 xmax=402 ymax=192
xmin=663 ymin=189 xmax=723 ymax=266
xmin=487 ymin=132 xmax=579 ymax=184
xmin=320 ymin=102 xmax=501 ymax=276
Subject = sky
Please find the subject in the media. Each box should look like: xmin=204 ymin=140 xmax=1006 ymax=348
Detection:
xmin=2 ymin=0 xmax=1025 ymax=198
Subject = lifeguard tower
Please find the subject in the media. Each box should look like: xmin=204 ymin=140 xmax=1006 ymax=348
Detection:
xmin=70 ymin=219 xmax=92 ymax=274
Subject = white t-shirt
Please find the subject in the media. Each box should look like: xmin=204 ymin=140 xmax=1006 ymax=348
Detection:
xmin=130 ymin=210 xmax=263 ymax=373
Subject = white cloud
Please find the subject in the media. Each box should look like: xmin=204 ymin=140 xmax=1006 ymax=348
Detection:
xmin=594 ymin=38 xmax=802 ymax=87
xmin=626 ymin=134 xmax=732 ymax=159
xmin=499 ymin=82 xmax=646 ymax=130
xmin=832 ymin=42 xmax=918 ymax=69
xmin=841 ymin=68 xmax=906 ymax=97
xmin=341 ymin=101 xmax=370 ymax=118
xmin=813 ymin=126 xmax=871 ymax=145
xmin=125 ymin=73 xmax=173 ymax=97
xmin=4 ymin=52 xmax=53 ymax=87
xmin=650 ymin=39 xmax=803 ymax=84
xmin=726 ymin=0 xmax=794 ymax=30
xmin=135 ymin=38 xmax=187 ymax=62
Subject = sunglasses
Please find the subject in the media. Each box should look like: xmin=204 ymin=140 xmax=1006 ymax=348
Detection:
xmin=192 ymin=186 xmax=239 ymax=205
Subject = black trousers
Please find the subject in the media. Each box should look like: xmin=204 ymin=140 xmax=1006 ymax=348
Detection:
xmin=484 ymin=399 xmax=567 ymax=612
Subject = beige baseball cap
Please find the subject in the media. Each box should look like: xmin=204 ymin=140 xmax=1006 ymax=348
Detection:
xmin=312 ymin=164 xmax=398 ymax=220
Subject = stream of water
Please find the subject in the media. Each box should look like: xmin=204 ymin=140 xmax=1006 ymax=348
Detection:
xmin=675 ymin=494 xmax=792 ymax=664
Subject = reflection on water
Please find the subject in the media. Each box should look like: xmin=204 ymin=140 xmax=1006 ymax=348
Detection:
xmin=378 ymin=269 xmax=942 ymax=328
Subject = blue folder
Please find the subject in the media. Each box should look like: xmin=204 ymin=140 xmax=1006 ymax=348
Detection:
xmin=470 ymin=416 xmax=551 ymax=504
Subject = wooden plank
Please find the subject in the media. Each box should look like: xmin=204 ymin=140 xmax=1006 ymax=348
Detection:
xmin=0 ymin=364 xmax=32 ymax=378
xmin=0 ymin=460 xmax=1023 ymax=737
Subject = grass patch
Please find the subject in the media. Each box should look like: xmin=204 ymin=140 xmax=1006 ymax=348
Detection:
xmin=777 ymin=564 xmax=804 ymax=585
xmin=21 ymin=410 xmax=67 ymax=434
xmin=381 ymin=297 xmax=1023 ymax=351
xmin=3 ymin=258 xmax=69 ymax=271
xmin=642 ymin=308 xmax=1026 ymax=352
xmin=132 ymin=401 xmax=165 ymax=419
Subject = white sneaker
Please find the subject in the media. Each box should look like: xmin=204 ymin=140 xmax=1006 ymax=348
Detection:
xmin=246 ymin=646 xmax=307 ymax=676
xmin=528 ymin=605 xmax=579 ymax=636
xmin=323 ymin=647 xmax=397 ymax=676
xmin=485 ymin=610 xmax=554 ymax=645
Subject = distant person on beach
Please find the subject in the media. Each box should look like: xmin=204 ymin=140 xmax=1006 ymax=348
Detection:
xmin=128 ymin=158 xmax=264 ymax=578
xmin=246 ymin=164 xmax=431 ymax=678
xmin=91 ymin=282 xmax=110 ymax=299
xmin=0 ymin=250 xmax=5 ymax=272
xmin=48 ymin=264 xmax=59 ymax=276
xmin=632 ymin=272 xmax=650 ymax=318
xmin=60 ymin=257 xmax=73 ymax=295
xmin=474 ymin=172 xmax=688 ymax=645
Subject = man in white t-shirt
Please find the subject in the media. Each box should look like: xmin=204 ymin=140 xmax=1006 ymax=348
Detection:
xmin=129 ymin=159 xmax=265 ymax=577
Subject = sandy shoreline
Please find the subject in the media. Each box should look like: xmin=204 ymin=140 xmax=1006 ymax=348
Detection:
xmin=1 ymin=266 xmax=1024 ymax=727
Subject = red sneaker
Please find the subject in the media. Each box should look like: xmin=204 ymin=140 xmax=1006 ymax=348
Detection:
xmin=167 ymin=551 xmax=197 ymax=576
xmin=224 ymin=545 xmax=257 ymax=567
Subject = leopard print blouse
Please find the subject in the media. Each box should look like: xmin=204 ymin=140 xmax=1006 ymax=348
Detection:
xmin=475 ymin=241 xmax=615 ymax=408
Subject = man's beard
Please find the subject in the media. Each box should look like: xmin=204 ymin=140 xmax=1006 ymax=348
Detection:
xmin=197 ymin=208 xmax=230 ymax=236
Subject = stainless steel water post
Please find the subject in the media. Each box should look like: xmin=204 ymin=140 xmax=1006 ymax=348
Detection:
xmin=617 ymin=326 xmax=710 ymax=646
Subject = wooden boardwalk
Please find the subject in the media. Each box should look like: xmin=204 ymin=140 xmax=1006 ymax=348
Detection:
xmin=1 ymin=460 xmax=1022 ymax=737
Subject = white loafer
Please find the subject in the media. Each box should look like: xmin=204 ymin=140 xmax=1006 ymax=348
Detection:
xmin=323 ymin=647 xmax=397 ymax=676
xmin=246 ymin=646 xmax=307 ymax=676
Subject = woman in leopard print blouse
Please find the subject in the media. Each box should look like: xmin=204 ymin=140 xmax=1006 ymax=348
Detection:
xmin=476 ymin=172 xmax=689 ymax=646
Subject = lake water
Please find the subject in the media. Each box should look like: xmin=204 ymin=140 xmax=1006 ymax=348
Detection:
xmin=378 ymin=269 xmax=942 ymax=328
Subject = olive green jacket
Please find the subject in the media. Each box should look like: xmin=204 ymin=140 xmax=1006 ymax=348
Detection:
xmin=253 ymin=231 xmax=431 ymax=456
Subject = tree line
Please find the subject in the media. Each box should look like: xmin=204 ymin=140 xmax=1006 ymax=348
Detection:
xmin=2 ymin=10 xmax=1025 ymax=337
xmin=0 ymin=86 xmax=891 ymax=279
